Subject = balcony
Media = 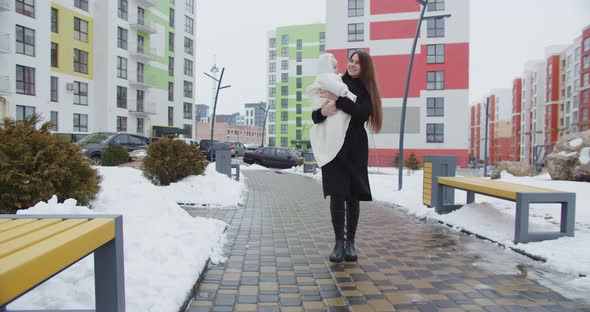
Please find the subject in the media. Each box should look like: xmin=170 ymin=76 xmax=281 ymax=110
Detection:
xmin=128 ymin=100 xmax=156 ymax=116
xmin=129 ymin=72 xmax=155 ymax=89
xmin=128 ymin=44 xmax=157 ymax=62
xmin=130 ymin=17 xmax=157 ymax=34
xmin=0 ymin=0 xmax=10 ymax=11
xmin=0 ymin=33 xmax=9 ymax=54
xmin=136 ymin=0 xmax=157 ymax=7
xmin=0 ymin=75 xmax=10 ymax=95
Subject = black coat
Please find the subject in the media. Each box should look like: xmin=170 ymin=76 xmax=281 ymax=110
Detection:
xmin=311 ymin=75 xmax=372 ymax=201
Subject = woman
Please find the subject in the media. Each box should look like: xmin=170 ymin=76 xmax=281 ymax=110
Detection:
xmin=312 ymin=50 xmax=383 ymax=263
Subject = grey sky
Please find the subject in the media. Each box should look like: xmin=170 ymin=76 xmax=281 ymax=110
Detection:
xmin=195 ymin=0 xmax=590 ymax=115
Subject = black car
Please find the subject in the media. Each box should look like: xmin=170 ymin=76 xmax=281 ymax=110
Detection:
xmin=199 ymin=139 xmax=218 ymax=155
xmin=243 ymin=147 xmax=303 ymax=169
xmin=206 ymin=142 xmax=231 ymax=161
xmin=77 ymin=132 xmax=150 ymax=165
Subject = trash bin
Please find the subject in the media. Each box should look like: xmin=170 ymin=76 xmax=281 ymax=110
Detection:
xmin=303 ymin=150 xmax=317 ymax=174
xmin=423 ymin=156 xmax=456 ymax=208
xmin=212 ymin=142 xmax=231 ymax=178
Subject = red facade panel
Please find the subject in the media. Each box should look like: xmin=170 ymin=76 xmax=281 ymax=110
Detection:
xmin=370 ymin=0 xmax=420 ymax=15
xmin=489 ymin=96 xmax=496 ymax=163
xmin=370 ymin=20 xmax=419 ymax=40
xmin=512 ymin=79 xmax=522 ymax=161
xmin=580 ymin=28 xmax=590 ymax=131
xmin=494 ymin=138 xmax=513 ymax=163
xmin=546 ymin=56 xmax=560 ymax=102
xmin=369 ymin=148 xmax=470 ymax=168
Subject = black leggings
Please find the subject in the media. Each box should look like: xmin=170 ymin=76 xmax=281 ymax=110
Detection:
xmin=329 ymin=196 xmax=360 ymax=241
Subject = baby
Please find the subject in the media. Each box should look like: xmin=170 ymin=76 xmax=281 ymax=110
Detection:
xmin=307 ymin=53 xmax=357 ymax=168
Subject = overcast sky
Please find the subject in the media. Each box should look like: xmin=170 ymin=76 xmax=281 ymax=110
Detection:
xmin=195 ymin=0 xmax=590 ymax=115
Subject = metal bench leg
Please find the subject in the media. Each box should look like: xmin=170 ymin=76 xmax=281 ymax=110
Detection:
xmin=94 ymin=216 xmax=125 ymax=312
xmin=466 ymin=191 xmax=475 ymax=204
xmin=561 ymin=193 xmax=576 ymax=236
xmin=435 ymin=182 xmax=444 ymax=214
xmin=515 ymin=194 xmax=530 ymax=244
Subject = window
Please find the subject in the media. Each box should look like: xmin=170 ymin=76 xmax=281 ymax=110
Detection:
xmin=281 ymin=60 xmax=288 ymax=70
xmin=16 ymin=25 xmax=35 ymax=57
xmin=117 ymin=56 xmax=127 ymax=79
xmin=281 ymin=99 xmax=288 ymax=108
xmin=137 ymin=35 xmax=145 ymax=53
xmin=269 ymin=99 xmax=276 ymax=109
xmin=137 ymin=7 xmax=145 ymax=25
xmin=281 ymin=137 xmax=288 ymax=147
xmin=426 ymin=123 xmax=444 ymax=143
xmin=269 ymin=38 xmax=276 ymax=48
xmin=296 ymin=104 xmax=302 ymax=114
xmin=281 ymin=111 xmax=288 ymax=121
xmin=296 ymin=78 xmax=302 ymax=88
xmin=185 ymin=0 xmax=194 ymax=13
xmin=268 ymin=137 xmax=275 ymax=146
xmin=269 ymin=50 xmax=276 ymax=60
xmin=296 ymin=39 xmax=302 ymax=50
xmin=297 ymin=65 xmax=302 ymax=75
xmin=281 ymin=73 xmax=288 ymax=83
xmin=427 ymin=0 xmax=444 ymax=11
xmin=296 ymin=130 xmax=302 ymax=140
xmin=74 ymin=17 xmax=88 ymax=42
xmin=117 ymin=116 xmax=127 ymax=132
xmin=348 ymin=0 xmax=364 ymax=16
xmin=296 ymin=117 xmax=301 ymax=127
xmin=296 ymin=91 xmax=302 ymax=101
xmin=427 ymin=44 xmax=444 ymax=64
xmin=50 ymin=111 xmax=58 ymax=131
xmin=281 ymin=124 xmax=288 ymax=134
xmin=183 ymin=124 xmax=192 ymax=138
xmin=117 ymin=86 xmax=127 ymax=108
xmin=184 ymin=59 xmax=193 ymax=77
xmin=16 ymin=0 xmax=35 ymax=17
xmin=74 ymin=49 xmax=88 ymax=74
xmin=117 ymin=27 xmax=128 ymax=50
xmin=168 ymin=107 xmax=174 ymax=126
xmin=427 ymin=71 xmax=444 ymax=90
xmin=584 ymin=55 xmax=590 ymax=70
xmin=136 ymin=90 xmax=144 ymax=111
xmin=183 ymin=102 xmax=192 ymax=119
xmin=185 ymin=16 xmax=194 ymax=35
xmin=348 ymin=23 xmax=364 ymax=42
xmin=73 ymin=114 xmax=88 ymax=132
xmin=584 ymin=73 xmax=590 ymax=87
xmin=281 ymin=85 xmax=288 ymax=95
xmin=320 ymin=32 xmax=325 ymax=42
xmin=184 ymin=37 xmax=193 ymax=55
xmin=269 ymin=75 xmax=276 ymax=84
xmin=426 ymin=98 xmax=444 ymax=116
xmin=296 ymin=51 xmax=302 ymax=62
xmin=282 ymin=34 xmax=288 ymax=45
xmin=50 ymin=76 xmax=58 ymax=102
xmin=168 ymin=82 xmax=174 ymax=101
xmin=136 ymin=62 xmax=144 ymax=82
xmin=269 ymin=88 xmax=276 ymax=97
xmin=118 ymin=0 xmax=128 ymax=20
xmin=269 ymin=112 xmax=276 ymax=122
xmin=269 ymin=63 xmax=276 ymax=73
xmin=74 ymin=0 xmax=88 ymax=11
xmin=320 ymin=45 xmax=325 ymax=54
xmin=184 ymin=81 xmax=193 ymax=98
xmin=169 ymin=32 xmax=175 ymax=52
xmin=168 ymin=57 xmax=174 ymax=76
xmin=137 ymin=118 xmax=144 ymax=134
xmin=16 ymin=65 xmax=35 ymax=95
xmin=584 ymin=37 xmax=590 ymax=52
xmin=51 ymin=8 xmax=58 ymax=32
xmin=427 ymin=19 xmax=445 ymax=38
xmin=50 ymin=42 xmax=58 ymax=67
xmin=170 ymin=8 xmax=175 ymax=27
xmin=16 ymin=105 xmax=35 ymax=122
xmin=281 ymin=47 xmax=288 ymax=57
xmin=74 ymin=81 xmax=88 ymax=105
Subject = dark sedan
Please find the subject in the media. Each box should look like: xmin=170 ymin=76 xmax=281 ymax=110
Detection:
xmin=243 ymin=147 xmax=303 ymax=169
xmin=77 ymin=132 xmax=150 ymax=165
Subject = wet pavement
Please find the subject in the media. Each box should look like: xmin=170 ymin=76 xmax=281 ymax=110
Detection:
xmin=185 ymin=170 xmax=590 ymax=311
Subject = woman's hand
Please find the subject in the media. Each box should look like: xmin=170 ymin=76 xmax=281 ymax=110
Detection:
xmin=321 ymin=100 xmax=338 ymax=117
xmin=319 ymin=89 xmax=339 ymax=101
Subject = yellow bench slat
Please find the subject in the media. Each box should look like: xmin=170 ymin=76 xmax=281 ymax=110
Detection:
xmin=0 ymin=219 xmax=88 ymax=259
xmin=444 ymin=177 xmax=558 ymax=193
xmin=0 ymin=218 xmax=115 ymax=306
xmin=424 ymin=162 xmax=432 ymax=168
xmin=0 ymin=219 xmax=62 ymax=244
xmin=0 ymin=219 xmax=11 ymax=225
xmin=437 ymin=177 xmax=559 ymax=201
xmin=0 ymin=219 xmax=37 ymax=234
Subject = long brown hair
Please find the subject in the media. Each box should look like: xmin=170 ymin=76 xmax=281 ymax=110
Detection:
xmin=348 ymin=50 xmax=383 ymax=133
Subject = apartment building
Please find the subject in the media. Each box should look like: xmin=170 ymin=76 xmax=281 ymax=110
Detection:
xmin=266 ymin=23 xmax=326 ymax=149
xmin=326 ymin=0 xmax=470 ymax=166
xmin=0 ymin=0 xmax=196 ymax=139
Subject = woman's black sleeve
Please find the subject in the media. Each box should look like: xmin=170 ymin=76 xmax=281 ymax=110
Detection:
xmin=312 ymin=109 xmax=327 ymax=124
xmin=335 ymin=93 xmax=371 ymax=121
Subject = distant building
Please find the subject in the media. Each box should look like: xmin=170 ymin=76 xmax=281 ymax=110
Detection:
xmin=244 ymin=101 xmax=266 ymax=128
xmin=196 ymin=121 xmax=263 ymax=144
xmin=195 ymin=104 xmax=209 ymax=123
xmin=215 ymin=113 xmax=240 ymax=125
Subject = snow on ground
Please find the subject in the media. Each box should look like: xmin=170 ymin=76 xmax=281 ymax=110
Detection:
xmin=9 ymin=164 xmax=242 ymax=312
xmin=241 ymin=163 xmax=271 ymax=171
xmin=285 ymin=166 xmax=590 ymax=293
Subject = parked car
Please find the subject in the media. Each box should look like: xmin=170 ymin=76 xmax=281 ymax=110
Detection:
xmin=227 ymin=142 xmax=247 ymax=157
xmin=77 ymin=132 xmax=150 ymax=165
xmin=244 ymin=143 xmax=262 ymax=151
xmin=174 ymin=138 xmax=199 ymax=146
xmin=206 ymin=142 xmax=231 ymax=161
xmin=243 ymin=147 xmax=303 ymax=169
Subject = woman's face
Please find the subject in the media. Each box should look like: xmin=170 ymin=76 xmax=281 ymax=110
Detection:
xmin=347 ymin=54 xmax=361 ymax=78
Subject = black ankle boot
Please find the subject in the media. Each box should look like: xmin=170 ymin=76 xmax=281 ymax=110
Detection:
xmin=329 ymin=240 xmax=345 ymax=263
xmin=344 ymin=240 xmax=358 ymax=261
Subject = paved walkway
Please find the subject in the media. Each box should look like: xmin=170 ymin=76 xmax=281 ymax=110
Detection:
xmin=186 ymin=170 xmax=590 ymax=312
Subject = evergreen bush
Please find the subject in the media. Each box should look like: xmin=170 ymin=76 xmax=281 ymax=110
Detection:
xmin=0 ymin=115 xmax=101 ymax=214
xmin=142 ymin=139 xmax=206 ymax=186
xmin=392 ymin=152 xmax=400 ymax=168
xmin=101 ymin=144 xmax=129 ymax=166
xmin=404 ymin=152 xmax=421 ymax=170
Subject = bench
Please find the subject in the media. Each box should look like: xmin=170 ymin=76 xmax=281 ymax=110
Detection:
xmin=434 ymin=177 xmax=576 ymax=244
xmin=0 ymin=214 xmax=125 ymax=312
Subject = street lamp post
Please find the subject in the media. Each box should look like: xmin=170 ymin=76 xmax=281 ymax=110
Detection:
xmin=397 ymin=0 xmax=451 ymax=190
xmin=204 ymin=67 xmax=231 ymax=145
xmin=483 ymin=97 xmax=490 ymax=177
xmin=260 ymin=104 xmax=269 ymax=148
